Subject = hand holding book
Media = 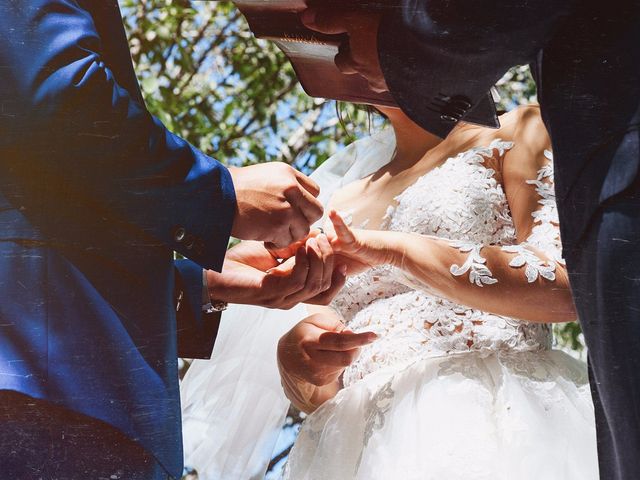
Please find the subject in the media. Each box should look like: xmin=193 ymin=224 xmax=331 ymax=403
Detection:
xmin=232 ymin=0 xmax=397 ymax=106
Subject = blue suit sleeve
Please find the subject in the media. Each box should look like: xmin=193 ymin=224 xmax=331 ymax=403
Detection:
xmin=174 ymin=259 xmax=221 ymax=359
xmin=0 ymin=0 xmax=235 ymax=271
xmin=378 ymin=0 xmax=573 ymax=138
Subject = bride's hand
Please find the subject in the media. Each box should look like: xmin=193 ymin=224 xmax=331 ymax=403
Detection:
xmin=278 ymin=312 xmax=377 ymax=388
xmin=326 ymin=210 xmax=394 ymax=274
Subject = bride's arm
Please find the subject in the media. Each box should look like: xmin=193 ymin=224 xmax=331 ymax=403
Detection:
xmin=329 ymin=110 xmax=576 ymax=324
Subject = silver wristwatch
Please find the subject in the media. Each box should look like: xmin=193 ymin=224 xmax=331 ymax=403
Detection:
xmin=202 ymin=270 xmax=228 ymax=313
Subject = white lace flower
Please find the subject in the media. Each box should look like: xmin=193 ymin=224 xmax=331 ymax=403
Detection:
xmin=449 ymin=241 xmax=498 ymax=287
xmin=502 ymin=244 xmax=556 ymax=282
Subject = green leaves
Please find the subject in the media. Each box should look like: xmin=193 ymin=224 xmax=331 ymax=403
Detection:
xmin=120 ymin=0 xmax=368 ymax=170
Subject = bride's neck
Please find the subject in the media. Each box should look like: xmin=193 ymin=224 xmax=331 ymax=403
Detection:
xmin=385 ymin=108 xmax=443 ymax=168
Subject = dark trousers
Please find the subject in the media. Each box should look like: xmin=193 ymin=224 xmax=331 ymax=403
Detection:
xmin=0 ymin=391 xmax=171 ymax=480
xmin=566 ymin=177 xmax=640 ymax=479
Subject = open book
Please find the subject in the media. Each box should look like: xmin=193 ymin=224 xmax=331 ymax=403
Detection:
xmin=231 ymin=0 xmax=397 ymax=106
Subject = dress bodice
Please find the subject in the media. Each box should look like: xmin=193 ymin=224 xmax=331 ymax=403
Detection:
xmin=331 ymin=139 xmax=556 ymax=388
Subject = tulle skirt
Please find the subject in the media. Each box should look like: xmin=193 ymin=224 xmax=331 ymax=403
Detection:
xmin=284 ymin=350 xmax=598 ymax=480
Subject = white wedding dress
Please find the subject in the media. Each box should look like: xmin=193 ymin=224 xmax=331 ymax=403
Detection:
xmin=180 ymin=127 xmax=598 ymax=480
xmin=282 ymin=138 xmax=598 ymax=479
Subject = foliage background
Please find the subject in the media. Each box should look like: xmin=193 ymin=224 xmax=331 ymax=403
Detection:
xmin=119 ymin=1 xmax=586 ymax=478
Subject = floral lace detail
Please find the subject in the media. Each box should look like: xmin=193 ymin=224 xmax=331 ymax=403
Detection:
xmin=435 ymin=350 xmax=589 ymax=414
xmin=501 ymin=244 xmax=556 ymax=282
xmin=355 ymin=379 xmax=395 ymax=472
xmin=525 ymin=150 xmax=564 ymax=265
xmin=437 ymin=352 xmax=497 ymax=385
xmin=449 ymin=241 xmax=498 ymax=286
xmin=497 ymin=351 xmax=587 ymax=385
xmin=331 ymin=140 xmax=554 ymax=388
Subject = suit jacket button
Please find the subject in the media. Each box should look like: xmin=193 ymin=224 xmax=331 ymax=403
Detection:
xmin=440 ymin=114 xmax=459 ymax=123
xmin=450 ymin=96 xmax=472 ymax=110
xmin=173 ymin=227 xmax=186 ymax=242
xmin=184 ymin=235 xmax=195 ymax=250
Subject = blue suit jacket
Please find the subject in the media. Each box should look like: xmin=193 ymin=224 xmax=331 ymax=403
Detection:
xmin=0 ymin=1 xmax=235 ymax=476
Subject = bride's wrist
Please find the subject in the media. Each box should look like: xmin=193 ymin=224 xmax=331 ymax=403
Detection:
xmin=355 ymin=230 xmax=400 ymax=267
xmin=382 ymin=231 xmax=414 ymax=268
xmin=278 ymin=361 xmax=320 ymax=413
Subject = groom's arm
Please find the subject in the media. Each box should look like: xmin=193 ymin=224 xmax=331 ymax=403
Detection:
xmin=377 ymin=0 xmax=574 ymax=137
xmin=175 ymin=259 xmax=221 ymax=360
xmin=0 ymin=0 xmax=235 ymax=271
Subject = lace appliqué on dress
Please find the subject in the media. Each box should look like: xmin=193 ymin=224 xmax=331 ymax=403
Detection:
xmin=498 ymin=150 xmax=562 ymax=282
xmin=501 ymin=244 xmax=556 ymax=282
xmin=524 ymin=150 xmax=564 ymax=266
xmin=355 ymin=379 xmax=395 ymax=473
xmin=449 ymin=241 xmax=498 ymax=286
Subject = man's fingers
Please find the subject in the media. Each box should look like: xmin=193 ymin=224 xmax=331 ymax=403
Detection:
xmin=280 ymin=238 xmax=324 ymax=305
xmin=270 ymin=227 xmax=295 ymax=249
xmin=265 ymin=228 xmax=325 ymax=261
xmin=285 ymin=184 xmax=324 ymax=227
xmin=300 ymin=9 xmax=349 ymax=35
xmin=315 ymin=234 xmax=334 ymax=291
xmin=307 ymin=265 xmax=347 ymax=306
xmin=269 ymin=247 xmax=309 ymax=294
xmin=288 ymin=216 xmax=310 ymax=245
xmin=293 ymin=169 xmax=320 ymax=197
xmin=317 ymin=330 xmax=378 ymax=351
xmin=304 ymin=237 xmax=325 ymax=294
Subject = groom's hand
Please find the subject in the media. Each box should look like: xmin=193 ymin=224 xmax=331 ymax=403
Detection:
xmin=229 ymin=163 xmax=323 ymax=248
xmin=300 ymin=8 xmax=387 ymax=93
xmin=207 ymin=235 xmax=346 ymax=310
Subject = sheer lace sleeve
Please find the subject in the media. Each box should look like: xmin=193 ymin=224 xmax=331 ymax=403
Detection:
xmin=383 ymin=107 xmax=574 ymax=323
xmin=499 ymin=107 xmax=564 ymax=268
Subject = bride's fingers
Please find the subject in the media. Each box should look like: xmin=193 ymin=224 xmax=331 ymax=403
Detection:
xmin=316 ymin=330 xmax=378 ymax=351
xmin=305 ymin=312 xmax=347 ymax=333
xmin=329 ymin=210 xmax=355 ymax=244
xmin=309 ymin=348 xmax=361 ymax=368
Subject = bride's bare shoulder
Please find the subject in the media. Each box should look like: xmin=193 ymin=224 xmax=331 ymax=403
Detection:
xmin=456 ymin=104 xmax=545 ymax=148
xmin=496 ymin=104 xmax=548 ymax=146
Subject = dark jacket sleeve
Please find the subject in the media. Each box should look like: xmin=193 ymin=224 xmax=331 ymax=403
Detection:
xmin=377 ymin=0 xmax=574 ymax=138
xmin=0 ymin=0 xmax=235 ymax=272
xmin=174 ymin=259 xmax=221 ymax=359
